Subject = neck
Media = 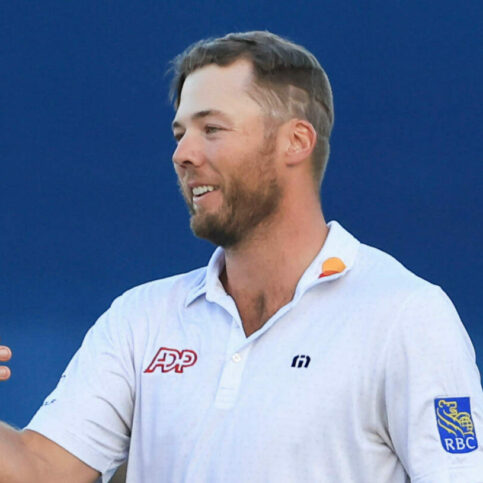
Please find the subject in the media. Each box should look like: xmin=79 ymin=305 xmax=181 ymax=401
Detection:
xmin=220 ymin=198 xmax=328 ymax=336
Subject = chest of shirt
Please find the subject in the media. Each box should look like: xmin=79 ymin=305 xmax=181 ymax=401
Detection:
xmin=134 ymin=290 xmax=384 ymax=439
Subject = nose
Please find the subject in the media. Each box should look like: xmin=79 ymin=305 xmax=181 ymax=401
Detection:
xmin=172 ymin=131 xmax=204 ymax=169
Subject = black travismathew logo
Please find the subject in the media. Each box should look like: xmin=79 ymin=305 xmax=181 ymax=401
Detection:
xmin=292 ymin=355 xmax=311 ymax=368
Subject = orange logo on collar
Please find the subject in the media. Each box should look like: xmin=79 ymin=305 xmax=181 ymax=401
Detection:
xmin=319 ymin=257 xmax=346 ymax=278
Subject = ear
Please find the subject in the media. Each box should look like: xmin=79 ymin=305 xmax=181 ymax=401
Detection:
xmin=284 ymin=119 xmax=317 ymax=166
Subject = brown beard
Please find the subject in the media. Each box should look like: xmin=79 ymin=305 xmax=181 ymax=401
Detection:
xmin=191 ymin=170 xmax=281 ymax=247
xmin=179 ymin=146 xmax=283 ymax=248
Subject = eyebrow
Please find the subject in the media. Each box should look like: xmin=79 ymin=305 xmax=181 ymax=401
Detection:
xmin=171 ymin=109 xmax=230 ymax=130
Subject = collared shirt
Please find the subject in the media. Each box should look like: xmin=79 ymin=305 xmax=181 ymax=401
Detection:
xmin=27 ymin=221 xmax=483 ymax=482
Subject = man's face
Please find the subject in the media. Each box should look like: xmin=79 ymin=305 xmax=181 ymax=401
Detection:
xmin=171 ymin=60 xmax=283 ymax=248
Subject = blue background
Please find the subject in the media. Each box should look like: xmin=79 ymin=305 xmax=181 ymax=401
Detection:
xmin=1 ymin=1 xmax=482 ymax=427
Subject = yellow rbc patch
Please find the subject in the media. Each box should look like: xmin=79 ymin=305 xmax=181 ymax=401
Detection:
xmin=434 ymin=397 xmax=478 ymax=453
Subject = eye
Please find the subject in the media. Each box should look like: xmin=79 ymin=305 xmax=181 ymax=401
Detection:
xmin=173 ymin=131 xmax=184 ymax=143
xmin=204 ymin=125 xmax=222 ymax=135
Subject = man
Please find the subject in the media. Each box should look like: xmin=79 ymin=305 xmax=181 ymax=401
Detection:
xmin=1 ymin=31 xmax=482 ymax=482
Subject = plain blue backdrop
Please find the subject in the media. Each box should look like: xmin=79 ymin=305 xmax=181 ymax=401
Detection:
xmin=1 ymin=1 xmax=482 ymax=427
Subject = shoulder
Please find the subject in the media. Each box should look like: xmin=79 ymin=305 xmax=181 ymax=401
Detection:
xmin=345 ymin=241 xmax=469 ymax=341
xmin=350 ymin=241 xmax=436 ymax=302
xmin=354 ymin=243 xmax=474 ymax=356
xmin=327 ymin=221 xmax=435 ymax=303
xmin=85 ymin=267 xmax=206 ymax=339
xmin=111 ymin=266 xmax=206 ymax=315
xmin=121 ymin=267 xmax=206 ymax=301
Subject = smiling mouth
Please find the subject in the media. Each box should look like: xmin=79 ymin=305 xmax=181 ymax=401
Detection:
xmin=191 ymin=185 xmax=221 ymax=205
xmin=192 ymin=185 xmax=216 ymax=197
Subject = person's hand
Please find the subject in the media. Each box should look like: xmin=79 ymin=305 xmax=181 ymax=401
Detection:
xmin=0 ymin=342 xmax=12 ymax=381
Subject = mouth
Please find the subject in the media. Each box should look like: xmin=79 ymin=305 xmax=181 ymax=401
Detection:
xmin=190 ymin=184 xmax=219 ymax=206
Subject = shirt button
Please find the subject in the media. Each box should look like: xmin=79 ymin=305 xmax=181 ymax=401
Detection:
xmin=232 ymin=353 xmax=242 ymax=363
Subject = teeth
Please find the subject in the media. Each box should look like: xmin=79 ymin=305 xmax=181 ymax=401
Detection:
xmin=192 ymin=185 xmax=215 ymax=196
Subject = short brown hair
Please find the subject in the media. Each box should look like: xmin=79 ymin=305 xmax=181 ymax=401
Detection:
xmin=169 ymin=31 xmax=334 ymax=187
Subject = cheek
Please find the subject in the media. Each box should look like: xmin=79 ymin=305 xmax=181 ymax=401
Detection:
xmin=204 ymin=144 xmax=225 ymax=167
xmin=212 ymin=141 xmax=249 ymax=168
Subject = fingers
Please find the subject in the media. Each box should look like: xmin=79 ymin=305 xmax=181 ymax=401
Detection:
xmin=0 ymin=346 xmax=12 ymax=362
xmin=0 ymin=346 xmax=12 ymax=381
xmin=0 ymin=366 xmax=11 ymax=380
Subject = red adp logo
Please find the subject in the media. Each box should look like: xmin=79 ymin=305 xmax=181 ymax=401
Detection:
xmin=144 ymin=347 xmax=198 ymax=374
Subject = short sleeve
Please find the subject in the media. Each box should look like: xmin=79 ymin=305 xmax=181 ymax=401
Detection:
xmin=26 ymin=296 xmax=135 ymax=482
xmin=383 ymin=285 xmax=483 ymax=482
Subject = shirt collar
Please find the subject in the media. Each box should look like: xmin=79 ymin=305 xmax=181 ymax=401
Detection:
xmin=185 ymin=220 xmax=360 ymax=307
xmin=292 ymin=220 xmax=359 ymax=296
xmin=184 ymin=247 xmax=225 ymax=307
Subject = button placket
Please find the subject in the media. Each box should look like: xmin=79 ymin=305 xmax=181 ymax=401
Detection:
xmin=214 ymin=319 xmax=251 ymax=409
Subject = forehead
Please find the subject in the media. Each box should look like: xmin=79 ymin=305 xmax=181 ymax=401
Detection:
xmin=174 ymin=59 xmax=263 ymax=123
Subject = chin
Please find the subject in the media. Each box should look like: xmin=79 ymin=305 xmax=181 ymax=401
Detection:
xmin=190 ymin=214 xmax=240 ymax=248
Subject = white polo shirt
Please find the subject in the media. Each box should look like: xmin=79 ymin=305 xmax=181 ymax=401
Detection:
xmin=27 ymin=221 xmax=483 ymax=482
